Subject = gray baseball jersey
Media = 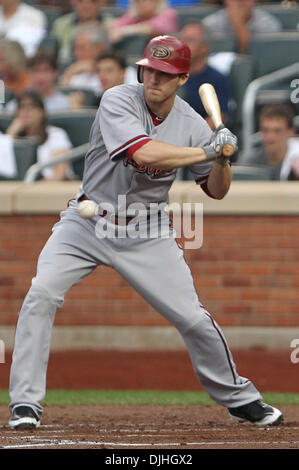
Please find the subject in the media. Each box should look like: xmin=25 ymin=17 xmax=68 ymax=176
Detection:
xmin=79 ymin=83 xmax=213 ymax=211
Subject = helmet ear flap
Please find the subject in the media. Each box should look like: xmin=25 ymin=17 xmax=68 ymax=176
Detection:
xmin=137 ymin=65 xmax=143 ymax=83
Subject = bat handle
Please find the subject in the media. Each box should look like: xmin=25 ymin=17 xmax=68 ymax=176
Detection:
xmin=215 ymin=124 xmax=224 ymax=154
xmin=223 ymin=144 xmax=235 ymax=157
xmin=215 ymin=124 xmax=235 ymax=157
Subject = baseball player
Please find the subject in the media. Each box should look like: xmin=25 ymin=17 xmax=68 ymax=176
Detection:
xmin=8 ymin=35 xmax=282 ymax=429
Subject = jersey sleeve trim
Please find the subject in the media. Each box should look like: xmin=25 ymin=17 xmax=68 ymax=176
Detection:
xmin=110 ymin=134 xmax=149 ymax=160
xmin=126 ymin=138 xmax=152 ymax=160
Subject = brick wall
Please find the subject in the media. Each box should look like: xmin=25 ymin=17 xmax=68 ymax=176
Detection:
xmin=1 ymin=214 xmax=299 ymax=328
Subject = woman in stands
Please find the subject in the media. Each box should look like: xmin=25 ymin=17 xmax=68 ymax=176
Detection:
xmin=107 ymin=0 xmax=178 ymax=44
xmin=6 ymin=90 xmax=73 ymax=181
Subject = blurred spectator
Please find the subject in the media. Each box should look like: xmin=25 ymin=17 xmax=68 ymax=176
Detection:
xmin=238 ymin=104 xmax=299 ymax=180
xmin=6 ymin=90 xmax=74 ymax=181
xmin=95 ymin=49 xmax=127 ymax=103
xmin=51 ymin=0 xmax=105 ymax=66
xmin=107 ymin=0 xmax=178 ymax=45
xmin=202 ymin=0 xmax=282 ymax=53
xmin=0 ymin=39 xmax=29 ymax=98
xmin=60 ymin=25 xmax=137 ymax=95
xmin=180 ymin=23 xmax=232 ymax=129
xmin=36 ymin=0 xmax=72 ymax=12
xmin=0 ymin=0 xmax=47 ymax=57
xmin=6 ymin=50 xmax=83 ymax=113
xmin=59 ymin=24 xmax=108 ymax=93
xmin=116 ymin=0 xmax=199 ymax=8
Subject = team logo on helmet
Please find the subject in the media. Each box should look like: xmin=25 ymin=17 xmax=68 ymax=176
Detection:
xmin=151 ymin=46 xmax=170 ymax=60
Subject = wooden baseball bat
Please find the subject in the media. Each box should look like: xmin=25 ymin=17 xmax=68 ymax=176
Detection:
xmin=198 ymin=83 xmax=235 ymax=157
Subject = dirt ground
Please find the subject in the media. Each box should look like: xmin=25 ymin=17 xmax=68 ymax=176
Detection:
xmin=0 ymin=405 xmax=298 ymax=450
xmin=1 ymin=349 xmax=299 ymax=450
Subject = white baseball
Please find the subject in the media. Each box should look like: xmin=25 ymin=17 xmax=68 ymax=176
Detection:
xmin=78 ymin=200 xmax=98 ymax=219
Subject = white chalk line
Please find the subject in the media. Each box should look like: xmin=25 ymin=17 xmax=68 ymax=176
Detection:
xmin=2 ymin=440 xmax=299 ymax=449
xmin=0 ymin=422 xmax=293 ymax=449
xmin=2 ymin=441 xmax=179 ymax=449
xmin=0 ymin=423 xmax=289 ymax=431
xmin=0 ymin=422 xmax=240 ymax=429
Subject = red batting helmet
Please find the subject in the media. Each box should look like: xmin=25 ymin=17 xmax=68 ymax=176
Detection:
xmin=136 ymin=35 xmax=191 ymax=83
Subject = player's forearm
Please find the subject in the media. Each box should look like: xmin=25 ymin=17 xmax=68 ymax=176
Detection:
xmin=133 ymin=140 xmax=208 ymax=170
xmin=205 ymin=161 xmax=232 ymax=199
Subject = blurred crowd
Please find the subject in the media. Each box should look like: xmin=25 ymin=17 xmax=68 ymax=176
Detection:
xmin=0 ymin=0 xmax=299 ymax=182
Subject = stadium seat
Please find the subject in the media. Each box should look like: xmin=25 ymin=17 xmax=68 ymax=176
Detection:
xmin=47 ymin=109 xmax=96 ymax=147
xmin=38 ymin=34 xmax=58 ymax=55
xmin=0 ymin=138 xmax=37 ymax=181
xmin=0 ymin=112 xmax=13 ymax=133
xmin=209 ymin=34 xmax=237 ymax=53
xmin=231 ymin=165 xmax=272 ymax=181
xmin=41 ymin=7 xmax=61 ymax=32
xmin=114 ymin=35 xmax=151 ymax=64
xmin=246 ymin=33 xmax=299 ymax=134
xmin=57 ymin=87 xmax=99 ymax=108
xmin=47 ymin=109 xmax=97 ymax=178
xmin=229 ymin=54 xmax=256 ymax=145
xmin=176 ymin=5 xmax=220 ymax=29
xmin=262 ymin=4 xmax=299 ymax=31
xmin=249 ymin=32 xmax=299 ymax=77
xmin=14 ymin=139 xmax=38 ymax=180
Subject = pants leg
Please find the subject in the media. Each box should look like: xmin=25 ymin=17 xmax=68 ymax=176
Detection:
xmin=9 ymin=211 xmax=110 ymax=416
xmin=114 ymin=234 xmax=261 ymax=408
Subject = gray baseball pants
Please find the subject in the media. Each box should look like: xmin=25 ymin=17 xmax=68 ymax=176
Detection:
xmin=9 ymin=200 xmax=261 ymax=417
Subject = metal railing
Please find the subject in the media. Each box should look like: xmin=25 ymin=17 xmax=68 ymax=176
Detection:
xmin=242 ymin=61 xmax=299 ymax=154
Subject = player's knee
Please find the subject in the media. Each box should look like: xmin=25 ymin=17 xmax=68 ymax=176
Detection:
xmin=29 ymin=280 xmax=64 ymax=308
xmin=181 ymin=317 xmax=206 ymax=337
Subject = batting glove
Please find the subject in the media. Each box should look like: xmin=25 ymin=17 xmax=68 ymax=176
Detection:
xmin=203 ymin=127 xmax=238 ymax=166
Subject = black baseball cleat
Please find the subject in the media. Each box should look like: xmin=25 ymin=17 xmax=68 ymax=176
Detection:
xmin=228 ymin=399 xmax=283 ymax=426
xmin=9 ymin=405 xmax=41 ymax=430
